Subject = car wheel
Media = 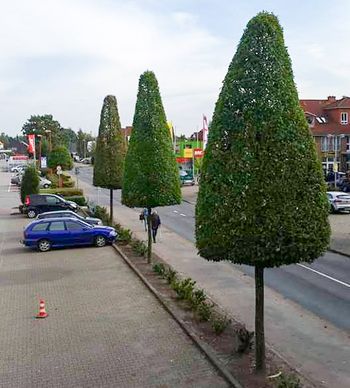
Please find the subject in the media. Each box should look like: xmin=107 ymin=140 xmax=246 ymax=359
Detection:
xmin=95 ymin=235 xmax=106 ymax=247
xmin=37 ymin=239 xmax=51 ymax=252
xmin=331 ymin=205 xmax=337 ymax=214
xmin=43 ymin=184 xmax=49 ymax=189
xmin=27 ymin=209 xmax=37 ymax=218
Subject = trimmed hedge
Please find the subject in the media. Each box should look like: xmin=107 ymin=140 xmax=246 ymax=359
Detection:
xmin=47 ymin=173 xmax=75 ymax=188
xmin=65 ymin=196 xmax=87 ymax=206
xmin=40 ymin=188 xmax=84 ymax=197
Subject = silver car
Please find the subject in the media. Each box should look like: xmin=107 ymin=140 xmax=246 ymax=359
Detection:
xmin=327 ymin=191 xmax=350 ymax=213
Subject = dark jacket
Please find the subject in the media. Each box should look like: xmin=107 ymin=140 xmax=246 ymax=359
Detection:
xmin=151 ymin=213 xmax=161 ymax=229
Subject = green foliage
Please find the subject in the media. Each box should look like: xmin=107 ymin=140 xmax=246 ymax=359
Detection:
xmin=122 ymin=71 xmax=181 ymax=208
xmin=40 ymin=187 xmax=83 ymax=197
xmin=275 ymin=373 xmax=302 ymax=388
xmin=47 ymin=172 xmax=74 ymax=188
xmin=196 ymin=12 xmax=330 ymax=267
xmin=152 ymin=262 xmax=166 ymax=276
xmin=172 ymin=278 xmax=196 ymax=300
xmin=64 ymin=196 xmax=86 ymax=206
xmin=190 ymin=288 xmax=207 ymax=309
xmin=93 ymin=95 xmax=126 ymax=190
xmin=211 ymin=314 xmax=231 ymax=335
xmin=93 ymin=205 xmax=109 ymax=223
xmin=130 ymin=239 xmax=147 ymax=256
xmin=196 ymin=302 xmax=212 ymax=322
xmin=236 ymin=326 xmax=254 ymax=353
xmin=116 ymin=227 xmax=133 ymax=245
xmin=21 ymin=114 xmax=77 ymax=150
xmin=165 ymin=268 xmax=178 ymax=284
xmin=48 ymin=146 xmax=73 ymax=171
xmin=20 ymin=165 xmax=39 ymax=203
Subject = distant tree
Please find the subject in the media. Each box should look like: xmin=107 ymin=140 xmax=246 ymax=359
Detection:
xmin=195 ymin=12 xmax=330 ymax=372
xmin=122 ymin=71 xmax=181 ymax=262
xmin=48 ymin=145 xmax=73 ymax=170
xmin=77 ymin=129 xmax=95 ymax=158
xmin=20 ymin=165 xmax=39 ymax=203
xmin=93 ymin=95 xmax=127 ymax=223
xmin=22 ymin=115 xmax=77 ymax=151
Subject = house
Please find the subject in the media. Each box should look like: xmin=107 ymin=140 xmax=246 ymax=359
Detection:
xmin=300 ymin=96 xmax=350 ymax=173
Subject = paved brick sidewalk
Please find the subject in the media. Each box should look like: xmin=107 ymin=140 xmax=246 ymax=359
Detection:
xmin=0 ymin=178 xmax=228 ymax=387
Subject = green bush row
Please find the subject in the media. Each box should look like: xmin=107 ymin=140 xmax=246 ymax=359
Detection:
xmin=65 ymin=196 xmax=87 ymax=206
xmin=152 ymin=263 xmax=230 ymax=334
xmin=47 ymin=173 xmax=75 ymax=188
xmin=40 ymin=188 xmax=84 ymax=197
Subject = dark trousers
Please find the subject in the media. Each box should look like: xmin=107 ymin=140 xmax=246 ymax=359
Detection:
xmin=152 ymin=227 xmax=158 ymax=242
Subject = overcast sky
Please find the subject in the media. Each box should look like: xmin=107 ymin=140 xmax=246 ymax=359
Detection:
xmin=1 ymin=0 xmax=349 ymax=137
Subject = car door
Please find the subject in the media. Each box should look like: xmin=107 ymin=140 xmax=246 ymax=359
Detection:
xmin=47 ymin=221 xmax=70 ymax=247
xmin=65 ymin=220 xmax=93 ymax=245
xmin=45 ymin=196 xmax=66 ymax=212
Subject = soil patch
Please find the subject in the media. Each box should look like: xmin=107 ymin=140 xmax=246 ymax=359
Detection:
xmin=117 ymin=244 xmax=316 ymax=388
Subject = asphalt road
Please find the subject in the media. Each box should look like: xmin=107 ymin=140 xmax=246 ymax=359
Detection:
xmin=78 ymin=166 xmax=350 ymax=331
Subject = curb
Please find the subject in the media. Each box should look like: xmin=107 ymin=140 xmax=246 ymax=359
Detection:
xmin=112 ymin=243 xmax=243 ymax=388
xmin=182 ymin=199 xmax=196 ymax=205
xmin=328 ymin=248 xmax=350 ymax=259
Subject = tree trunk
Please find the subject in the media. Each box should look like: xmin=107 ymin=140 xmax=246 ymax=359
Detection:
xmin=109 ymin=189 xmax=113 ymax=225
xmin=147 ymin=207 xmax=152 ymax=264
xmin=255 ymin=265 xmax=265 ymax=373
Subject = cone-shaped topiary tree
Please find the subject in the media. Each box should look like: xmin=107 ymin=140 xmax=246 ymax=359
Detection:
xmin=20 ymin=165 xmax=39 ymax=203
xmin=122 ymin=71 xmax=181 ymax=262
xmin=196 ymin=12 xmax=330 ymax=372
xmin=93 ymin=95 xmax=127 ymax=223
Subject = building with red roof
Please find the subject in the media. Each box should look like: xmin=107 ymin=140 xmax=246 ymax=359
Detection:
xmin=300 ymin=96 xmax=350 ymax=172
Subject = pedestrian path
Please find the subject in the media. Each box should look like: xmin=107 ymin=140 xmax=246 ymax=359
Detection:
xmin=79 ymin=179 xmax=350 ymax=388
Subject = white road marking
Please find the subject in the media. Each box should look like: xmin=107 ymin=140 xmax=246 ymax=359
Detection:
xmin=7 ymin=183 xmax=11 ymax=192
xmin=297 ymin=263 xmax=350 ymax=288
xmin=173 ymin=210 xmax=178 ymax=213
xmin=180 ymin=213 xmax=186 ymax=217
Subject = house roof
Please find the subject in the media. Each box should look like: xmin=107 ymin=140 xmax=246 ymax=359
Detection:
xmin=323 ymin=96 xmax=350 ymax=109
xmin=300 ymin=97 xmax=350 ymax=136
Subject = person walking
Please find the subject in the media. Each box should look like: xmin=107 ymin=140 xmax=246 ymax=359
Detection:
xmin=139 ymin=208 xmax=148 ymax=231
xmin=151 ymin=210 xmax=161 ymax=243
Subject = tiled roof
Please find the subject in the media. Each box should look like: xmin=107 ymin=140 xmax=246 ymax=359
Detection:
xmin=300 ymin=97 xmax=350 ymax=135
xmin=323 ymin=97 xmax=350 ymax=109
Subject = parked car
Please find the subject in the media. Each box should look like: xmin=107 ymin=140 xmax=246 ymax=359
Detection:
xmin=21 ymin=218 xmax=117 ymax=252
xmin=23 ymin=194 xmax=78 ymax=218
xmin=10 ymin=165 xmax=26 ymax=173
xmin=327 ymin=191 xmax=350 ymax=213
xmin=80 ymin=157 xmax=92 ymax=164
xmin=37 ymin=210 xmax=102 ymax=225
xmin=179 ymin=170 xmax=195 ymax=186
xmin=11 ymin=173 xmax=22 ymax=185
xmin=39 ymin=177 xmax=52 ymax=189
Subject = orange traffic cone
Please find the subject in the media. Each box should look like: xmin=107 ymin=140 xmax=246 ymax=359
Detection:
xmin=36 ymin=299 xmax=48 ymax=319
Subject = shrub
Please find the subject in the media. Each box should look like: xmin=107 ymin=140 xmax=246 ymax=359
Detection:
xmin=40 ymin=188 xmax=83 ymax=197
xmin=211 ymin=314 xmax=231 ymax=335
xmin=64 ymin=196 xmax=86 ymax=206
xmin=48 ymin=145 xmax=73 ymax=170
xmin=20 ymin=165 xmax=39 ymax=203
xmin=172 ymin=278 xmax=196 ymax=300
xmin=130 ymin=239 xmax=147 ymax=256
xmin=153 ymin=262 xmax=166 ymax=276
xmin=196 ymin=302 xmax=212 ymax=322
xmin=190 ymin=289 xmax=207 ymax=309
xmin=236 ymin=326 xmax=254 ymax=353
xmin=94 ymin=206 xmax=109 ymax=223
xmin=47 ymin=173 xmax=75 ymax=188
xmin=165 ymin=268 xmax=178 ymax=284
xmin=275 ymin=373 xmax=302 ymax=388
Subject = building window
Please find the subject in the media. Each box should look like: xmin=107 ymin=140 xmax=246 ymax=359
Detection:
xmin=341 ymin=112 xmax=348 ymax=125
xmin=347 ymin=136 xmax=350 ymax=151
xmin=321 ymin=137 xmax=328 ymax=151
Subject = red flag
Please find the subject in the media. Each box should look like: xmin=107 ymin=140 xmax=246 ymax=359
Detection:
xmin=27 ymin=134 xmax=35 ymax=154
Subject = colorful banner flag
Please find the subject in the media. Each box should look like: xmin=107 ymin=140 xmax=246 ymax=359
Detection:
xmin=27 ymin=134 xmax=35 ymax=155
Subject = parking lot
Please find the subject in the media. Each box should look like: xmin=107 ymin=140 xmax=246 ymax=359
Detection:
xmin=0 ymin=171 xmax=228 ymax=387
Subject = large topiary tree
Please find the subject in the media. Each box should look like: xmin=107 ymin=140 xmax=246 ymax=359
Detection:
xmin=122 ymin=71 xmax=181 ymax=262
xmin=20 ymin=165 xmax=39 ymax=203
xmin=195 ymin=12 xmax=330 ymax=372
xmin=93 ymin=95 xmax=126 ymax=223
xmin=48 ymin=145 xmax=73 ymax=170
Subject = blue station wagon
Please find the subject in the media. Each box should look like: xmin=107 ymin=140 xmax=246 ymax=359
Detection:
xmin=22 ymin=218 xmax=117 ymax=252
